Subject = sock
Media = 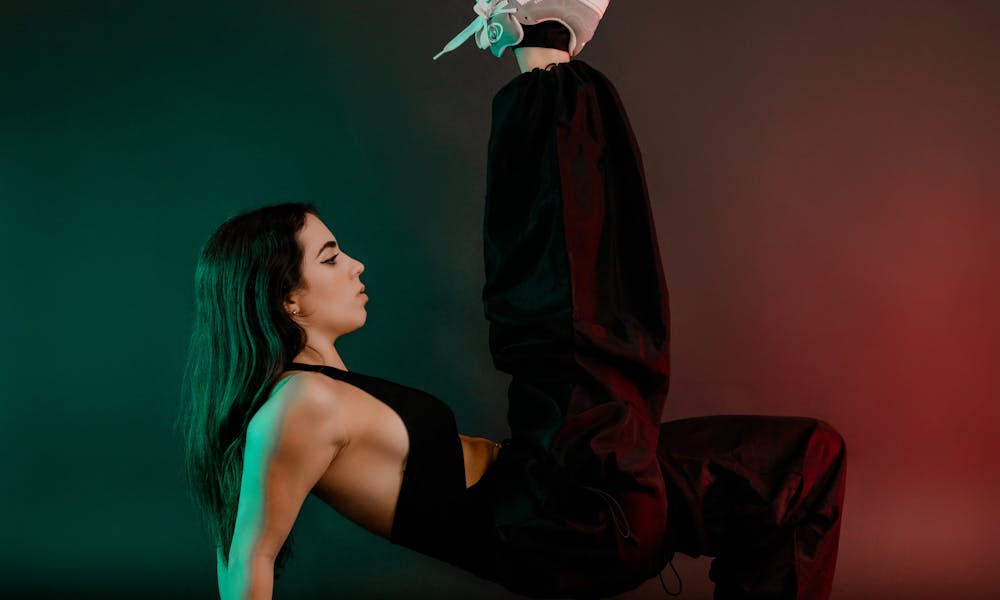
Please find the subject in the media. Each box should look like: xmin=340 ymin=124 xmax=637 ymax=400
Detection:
xmin=514 ymin=21 xmax=571 ymax=53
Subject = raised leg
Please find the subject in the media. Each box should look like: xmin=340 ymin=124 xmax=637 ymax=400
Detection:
xmin=476 ymin=58 xmax=672 ymax=597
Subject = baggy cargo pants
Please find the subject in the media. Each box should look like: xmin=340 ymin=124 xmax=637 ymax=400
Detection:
xmin=468 ymin=59 xmax=846 ymax=600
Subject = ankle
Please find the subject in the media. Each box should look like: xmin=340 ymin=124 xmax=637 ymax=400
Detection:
xmin=513 ymin=47 xmax=571 ymax=73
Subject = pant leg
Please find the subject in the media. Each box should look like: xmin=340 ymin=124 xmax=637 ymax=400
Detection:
xmin=657 ymin=416 xmax=848 ymax=599
xmin=476 ymin=59 xmax=672 ymax=598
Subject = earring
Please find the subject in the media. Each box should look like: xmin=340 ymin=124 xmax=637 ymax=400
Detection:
xmin=291 ymin=308 xmax=299 ymax=316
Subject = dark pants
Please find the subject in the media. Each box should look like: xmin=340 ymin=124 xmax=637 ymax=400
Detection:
xmin=471 ymin=59 xmax=846 ymax=599
xmin=658 ymin=416 xmax=847 ymax=599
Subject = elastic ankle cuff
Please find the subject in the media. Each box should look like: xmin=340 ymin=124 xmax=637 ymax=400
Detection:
xmin=514 ymin=21 xmax=571 ymax=52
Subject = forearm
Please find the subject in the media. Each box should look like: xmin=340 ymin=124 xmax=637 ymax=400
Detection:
xmin=458 ymin=434 xmax=502 ymax=487
xmin=219 ymin=556 xmax=275 ymax=600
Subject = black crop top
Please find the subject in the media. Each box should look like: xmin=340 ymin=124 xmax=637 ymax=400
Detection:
xmin=284 ymin=362 xmax=491 ymax=565
xmin=283 ymin=363 xmax=585 ymax=588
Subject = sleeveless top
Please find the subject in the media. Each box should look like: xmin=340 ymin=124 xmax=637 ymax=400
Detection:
xmin=284 ymin=362 xmax=497 ymax=572
xmin=282 ymin=362 xmax=613 ymax=588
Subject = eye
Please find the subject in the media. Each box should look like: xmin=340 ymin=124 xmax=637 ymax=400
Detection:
xmin=323 ymin=254 xmax=339 ymax=265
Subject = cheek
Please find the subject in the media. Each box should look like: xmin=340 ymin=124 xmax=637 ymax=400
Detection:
xmin=335 ymin=277 xmax=357 ymax=302
xmin=308 ymin=273 xmax=339 ymax=302
xmin=311 ymin=271 xmax=354 ymax=304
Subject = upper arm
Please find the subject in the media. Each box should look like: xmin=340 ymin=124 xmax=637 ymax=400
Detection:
xmin=228 ymin=374 xmax=347 ymax=565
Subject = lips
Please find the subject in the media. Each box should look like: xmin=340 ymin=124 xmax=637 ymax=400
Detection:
xmin=358 ymin=286 xmax=366 ymax=295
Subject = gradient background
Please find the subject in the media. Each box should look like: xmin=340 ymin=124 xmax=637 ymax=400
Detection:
xmin=2 ymin=1 xmax=998 ymax=598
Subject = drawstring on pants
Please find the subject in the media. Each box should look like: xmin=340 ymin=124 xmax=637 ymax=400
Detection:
xmin=658 ymin=559 xmax=682 ymax=596
xmin=579 ymin=485 xmax=631 ymax=539
xmin=579 ymin=484 xmax=682 ymax=597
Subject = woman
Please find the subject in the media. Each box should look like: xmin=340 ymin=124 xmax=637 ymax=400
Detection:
xmin=179 ymin=2 xmax=847 ymax=599
xmin=179 ymin=200 xmax=507 ymax=592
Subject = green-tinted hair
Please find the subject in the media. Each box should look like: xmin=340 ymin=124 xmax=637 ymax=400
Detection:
xmin=176 ymin=202 xmax=320 ymax=576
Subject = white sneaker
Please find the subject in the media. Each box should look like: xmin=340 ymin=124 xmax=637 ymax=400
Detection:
xmin=432 ymin=0 xmax=610 ymax=60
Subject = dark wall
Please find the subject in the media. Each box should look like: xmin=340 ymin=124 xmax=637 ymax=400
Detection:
xmin=2 ymin=1 xmax=997 ymax=598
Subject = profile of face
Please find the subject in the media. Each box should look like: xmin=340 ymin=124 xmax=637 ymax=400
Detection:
xmin=285 ymin=213 xmax=368 ymax=340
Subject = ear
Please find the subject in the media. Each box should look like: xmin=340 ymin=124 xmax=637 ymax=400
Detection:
xmin=284 ymin=292 xmax=301 ymax=317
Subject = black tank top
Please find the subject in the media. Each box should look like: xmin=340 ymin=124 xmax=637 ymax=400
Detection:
xmin=284 ymin=362 xmax=470 ymax=553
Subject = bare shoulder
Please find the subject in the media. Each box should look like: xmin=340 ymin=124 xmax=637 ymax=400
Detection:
xmin=248 ymin=371 xmax=350 ymax=454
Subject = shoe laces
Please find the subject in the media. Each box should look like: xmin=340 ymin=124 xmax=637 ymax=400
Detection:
xmin=432 ymin=0 xmax=522 ymax=60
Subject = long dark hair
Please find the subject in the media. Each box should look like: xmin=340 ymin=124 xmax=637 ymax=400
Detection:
xmin=176 ymin=202 xmax=320 ymax=575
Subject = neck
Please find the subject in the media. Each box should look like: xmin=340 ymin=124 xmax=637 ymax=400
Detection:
xmin=291 ymin=337 xmax=348 ymax=371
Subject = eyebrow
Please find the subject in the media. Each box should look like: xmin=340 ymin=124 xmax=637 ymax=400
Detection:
xmin=316 ymin=240 xmax=338 ymax=258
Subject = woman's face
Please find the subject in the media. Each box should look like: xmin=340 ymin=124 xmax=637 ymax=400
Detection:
xmin=287 ymin=213 xmax=368 ymax=338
